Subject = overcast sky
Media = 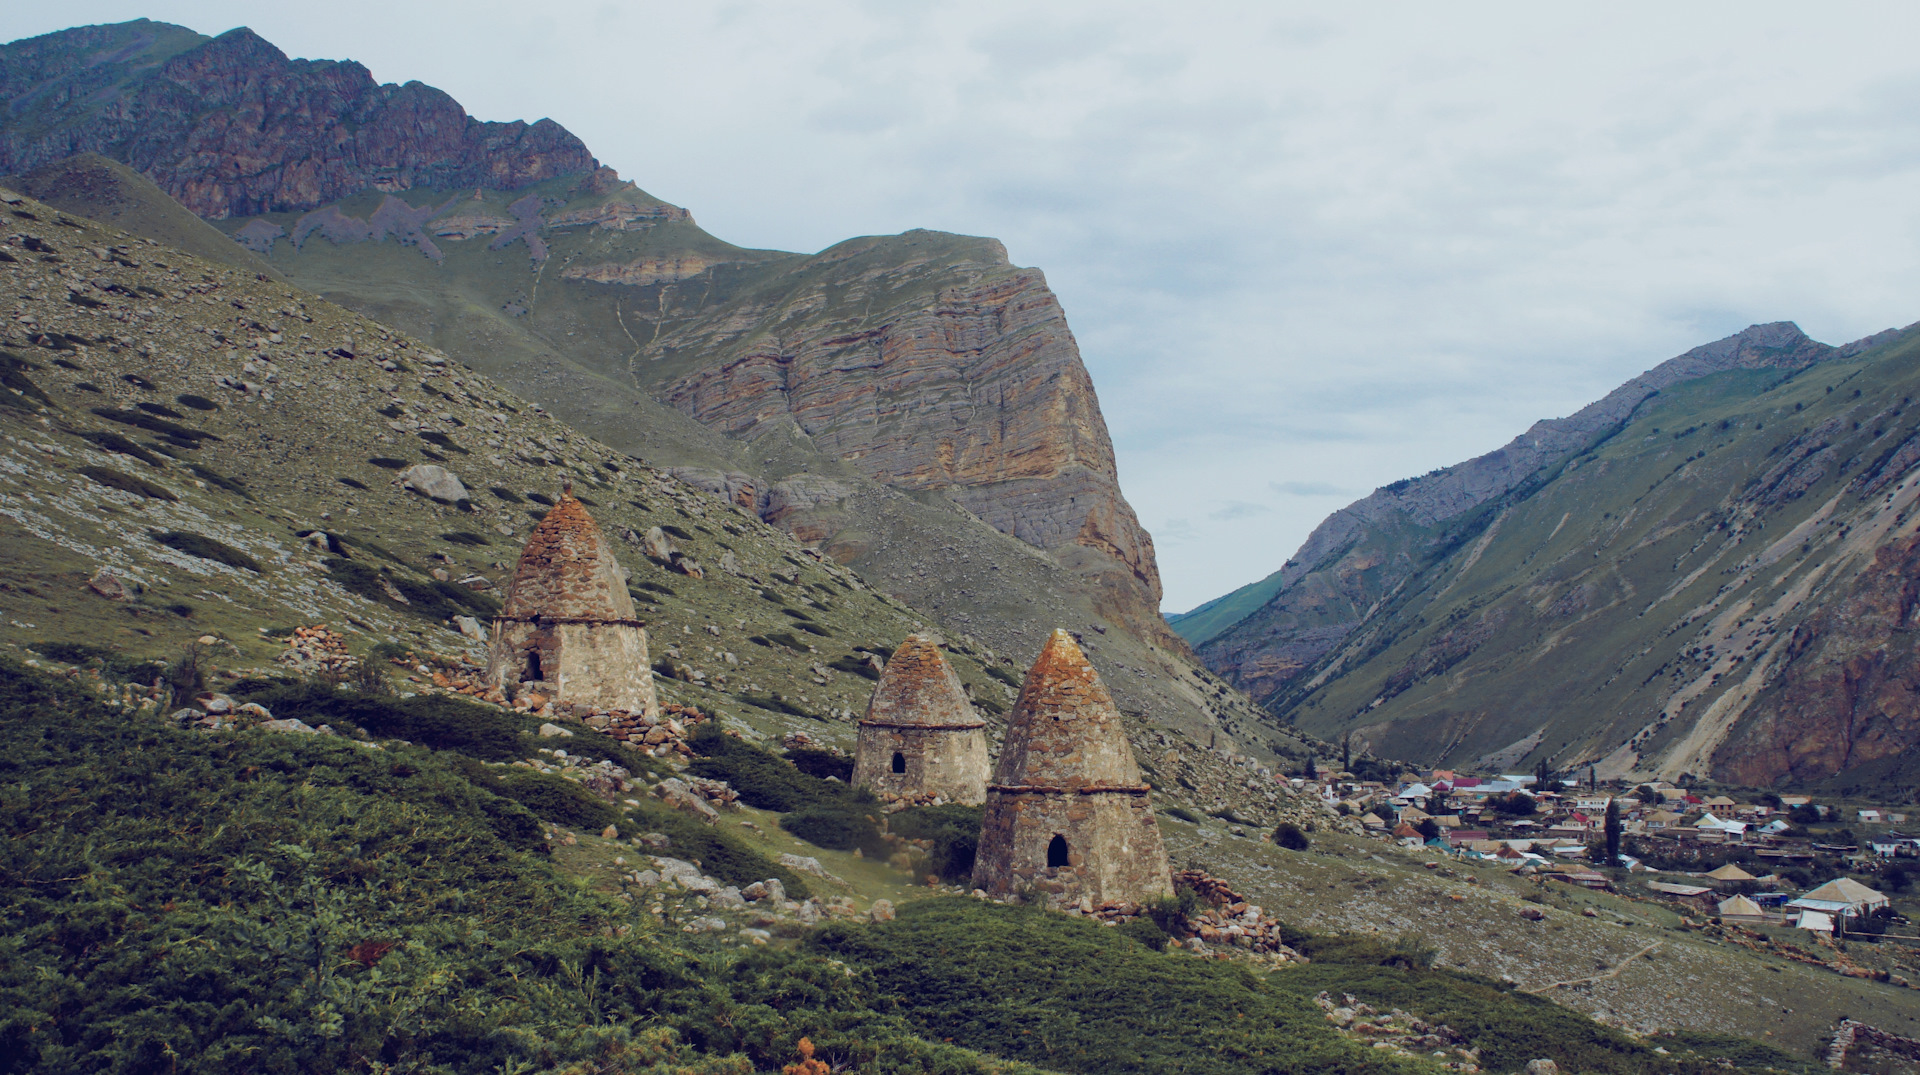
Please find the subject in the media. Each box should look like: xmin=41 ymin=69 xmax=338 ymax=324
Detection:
xmin=22 ymin=3 xmax=1920 ymax=611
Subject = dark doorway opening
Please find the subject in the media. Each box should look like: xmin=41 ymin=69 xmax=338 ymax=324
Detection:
xmin=1047 ymin=834 xmax=1070 ymax=868
xmin=891 ymin=751 xmax=906 ymax=774
xmin=525 ymin=649 xmax=543 ymax=682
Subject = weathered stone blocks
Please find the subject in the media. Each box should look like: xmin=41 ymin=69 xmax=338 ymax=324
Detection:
xmin=972 ymin=629 xmax=1172 ymax=906
xmin=485 ymin=485 xmax=657 ymax=715
xmin=851 ymin=633 xmax=989 ymax=804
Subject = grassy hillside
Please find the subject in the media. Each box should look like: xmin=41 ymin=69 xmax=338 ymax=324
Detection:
xmin=0 ymin=656 xmax=1819 ymax=1074
xmin=1166 ymin=569 xmax=1288 ymax=647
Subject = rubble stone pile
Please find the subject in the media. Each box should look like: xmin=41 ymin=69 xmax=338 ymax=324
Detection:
xmin=1311 ymin=992 xmax=1480 ymax=1069
xmin=275 ymin=625 xmax=356 ymax=678
xmin=1166 ymin=869 xmax=1307 ymax=961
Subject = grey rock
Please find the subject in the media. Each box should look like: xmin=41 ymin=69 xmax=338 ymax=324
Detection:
xmin=259 ymin=718 xmax=319 ymax=734
xmin=537 ymin=722 xmax=572 ymax=738
xmin=869 ymin=898 xmax=896 ymax=923
xmin=1524 ymin=1062 xmax=1559 ymax=1075
xmin=399 ymin=464 xmax=469 ymax=503
xmin=453 ymin=615 xmax=485 ymax=640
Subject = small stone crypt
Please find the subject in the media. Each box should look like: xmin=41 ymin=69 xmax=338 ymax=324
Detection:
xmin=851 ymin=633 xmax=990 ymax=804
xmin=485 ymin=483 xmax=657 ymax=715
xmin=972 ymin=629 xmax=1172 ymax=906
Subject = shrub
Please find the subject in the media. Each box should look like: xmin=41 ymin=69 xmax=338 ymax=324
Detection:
xmin=1273 ymin=821 xmax=1310 ymax=851
xmin=785 ymin=747 xmax=854 ymax=781
xmin=245 ymin=683 xmax=525 ymax=761
xmin=188 ymin=464 xmax=250 ymax=498
xmin=1120 ymin=916 xmax=1169 ymax=951
xmin=780 ymin=805 xmax=887 ymax=856
xmin=489 ymin=486 xmax=524 ymax=503
xmin=828 ymin=655 xmax=881 ymax=680
xmin=174 ymin=393 xmax=219 ymax=411
xmin=135 ymin=401 xmax=185 ymax=418
xmin=889 ymin=804 xmax=982 ymax=882
xmin=336 ymin=476 xmax=367 ymax=490
xmin=149 ymin=530 xmax=260 ymax=572
xmin=77 ymin=465 xmax=176 ymax=501
xmin=687 ymin=726 xmax=836 ymax=812
xmin=75 ymin=430 xmax=161 ymax=465
xmin=1161 ymin=805 xmax=1202 ymax=824
xmin=810 ymin=899 xmax=1383 ymax=1074
xmin=367 ymin=457 xmax=409 ymax=469
xmin=89 ymin=406 xmax=218 ymax=442
xmin=440 ymin=531 xmax=490 ymax=546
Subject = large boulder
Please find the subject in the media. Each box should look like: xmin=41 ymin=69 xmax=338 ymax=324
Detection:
xmin=400 ymin=464 xmax=468 ymax=503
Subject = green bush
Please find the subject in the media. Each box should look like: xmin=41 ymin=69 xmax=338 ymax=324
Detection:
xmin=1120 ymin=916 xmax=1169 ymax=951
xmin=888 ymin=804 xmax=982 ymax=882
xmin=780 ymin=804 xmax=887 ymax=856
xmin=1273 ymin=821 xmax=1310 ymax=851
xmin=75 ymin=430 xmax=161 ymax=465
xmin=785 ymin=746 xmax=854 ymax=781
xmin=686 ymin=725 xmax=836 ymax=812
xmin=149 ymin=530 xmax=260 ymax=572
xmin=244 ymin=683 xmax=525 ymax=761
xmin=810 ymin=899 xmax=1382 ymax=1074
xmin=76 ymin=465 xmax=176 ymax=500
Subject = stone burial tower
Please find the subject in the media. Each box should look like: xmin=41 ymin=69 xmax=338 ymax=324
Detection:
xmin=972 ymin=629 xmax=1172 ymax=906
xmin=485 ymin=483 xmax=657 ymax=715
xmin=851 ymin=633 xmax=991 ymax=805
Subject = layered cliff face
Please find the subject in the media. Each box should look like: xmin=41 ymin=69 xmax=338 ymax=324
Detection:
xmin=1199 ymin=318 xmax=1920 ymax=790
xmin=0 ymin=21 xmax=598 ymax=218
xmin=1192 ymin=322 xmax=1846 ymax=699
xmin=636 ymin=233 xmax=1164 ymax=638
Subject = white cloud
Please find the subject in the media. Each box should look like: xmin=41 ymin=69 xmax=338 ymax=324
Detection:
xmin=22 ymin=2 xmax=1920 ymax=611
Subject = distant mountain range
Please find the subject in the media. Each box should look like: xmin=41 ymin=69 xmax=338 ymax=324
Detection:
xmin=1176 ymin=319 xmax=1920 ymax=791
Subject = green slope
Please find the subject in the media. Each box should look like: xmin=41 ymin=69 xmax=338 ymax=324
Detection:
xmin=1166 ymin=569 xmax=1288 ymax=645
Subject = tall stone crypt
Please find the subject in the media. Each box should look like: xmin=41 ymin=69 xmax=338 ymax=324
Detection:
xmin=851 ymin=633 xmax=990 ymax=804
xmin=972 ymin=629 xmax=1172 ymax=905
xmin=485 ymin=483 xmax=658 ymax=715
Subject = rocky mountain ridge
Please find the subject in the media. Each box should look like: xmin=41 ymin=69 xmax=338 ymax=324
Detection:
xmin=1186 ymin=322 xmax=1863 ymax=699
xmin=0 ymin=21 xmax=597 ymax=217
xmin=1196 ymin=316 xmax=1920 ymax=788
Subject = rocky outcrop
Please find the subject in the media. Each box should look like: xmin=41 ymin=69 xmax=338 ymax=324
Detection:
xmin=1198 ymin=323 xmax=1838 ymax=701
xmin=1712 ymin=533 xmax=1920 ymax=785
xmin=646 ymin=237 xmax=1165 ymax=641
xmin=0 ymin=21 xmax=597 ymax=217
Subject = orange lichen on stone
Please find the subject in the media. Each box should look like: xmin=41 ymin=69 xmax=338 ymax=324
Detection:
xmin=851 ymin=633 xmax=989 ymax=805
xmin=972 ymin=629 xmax=1171 ymax=906
xmin=499 ymin=491 xmax=635 ymax=622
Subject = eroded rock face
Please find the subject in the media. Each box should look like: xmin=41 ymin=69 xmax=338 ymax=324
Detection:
xmin=651 ymin=241 xmax=1165 ymax=641
xmin=851 ymin=633 xmax=989 ymax=804
xmin=973 ymin=629 xmax=1172 ymax=906
xmin=0 ymin=22 xmax=598 ymax=217
xmin=1713 ymin=533 xmax=1920 ymax=785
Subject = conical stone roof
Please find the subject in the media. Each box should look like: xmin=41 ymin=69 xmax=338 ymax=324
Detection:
xmin=499 ymin=488 xmax=636 ymax=622
xmin=864 ymin=634 xmax=978 ymax=726
xmin=991 ymin=629 xmax=1142 ymax=789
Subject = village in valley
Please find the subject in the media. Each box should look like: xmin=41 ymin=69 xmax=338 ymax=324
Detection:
xmin=1308 ymin=763 xmax=1912 ymax=945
